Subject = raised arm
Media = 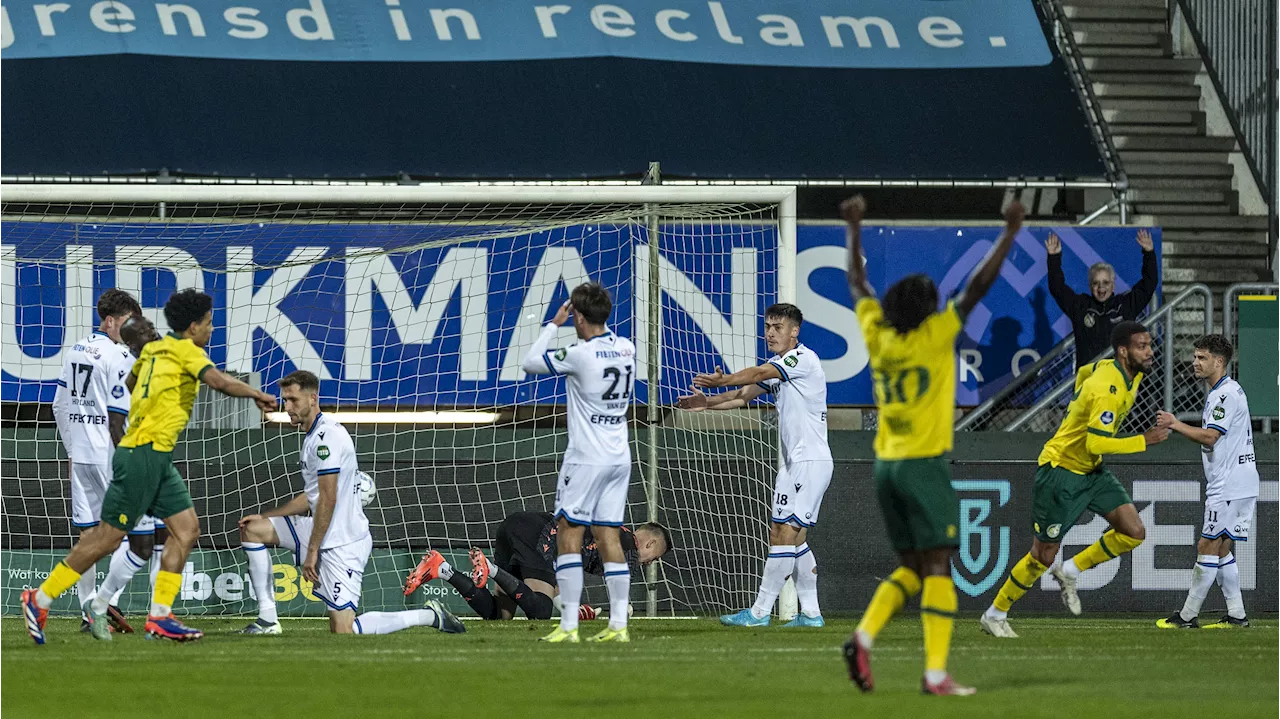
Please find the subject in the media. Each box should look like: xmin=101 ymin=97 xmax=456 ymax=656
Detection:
xmin=1119 ymin=229 xmax=1159 ymax=318
xmin=521 ymin=302 xmax=573 ymax=375
xmin=841 ymin=195 xmax=875 ymax=300
xmin=955 ymin=201 xmax=1026 ymax=317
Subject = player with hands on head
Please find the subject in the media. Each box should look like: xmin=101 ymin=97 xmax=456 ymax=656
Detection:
xmin=842 ymin=194 xmax=1024 ymax=696
xmin=1155 ymin=335 xmax=1258 ymax=629
xmin=519 ymin=282 xmax=638 ymax=643
xmin=678 ymin=300 xmax=832 ymax=630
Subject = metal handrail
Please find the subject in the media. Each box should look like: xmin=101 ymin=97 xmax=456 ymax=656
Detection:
xmin=1037 ymin=0 xmax=1130 ymax=217
xmin=1004 ymin=284 xmax=1214 ymax=431
xmin=956 ymin=333 xmax=1078 ymax=431
xmin=1222 ymin=282 xmax=1279 ymax=345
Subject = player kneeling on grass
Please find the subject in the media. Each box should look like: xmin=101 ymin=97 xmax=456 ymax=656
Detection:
xmin=237 ymin=370 xmax=464 ymax=637
xmin=981 ymin=322 xmax=1169 ymax=638
xmin=404 ymin=511 xmax=671 ymax=622
xmin=1155 ymin=335 xmax=1257 ymax=630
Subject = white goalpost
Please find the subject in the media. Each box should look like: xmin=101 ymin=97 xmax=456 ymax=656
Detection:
xmin=1 ymin=183 xmax=796 ymax=618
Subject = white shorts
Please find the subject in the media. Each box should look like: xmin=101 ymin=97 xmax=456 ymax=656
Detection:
xmin=1202 ymin=496 xmax=1257 ymax=542
xmin=70 ymin=462 xmax=163 ymax=535
xmin=270 ymin=515 xmax=372 ymax=612
xmin=554 ymin=463 xmax=630 ymax=527
xmin=771 ymin=460 xmax=834 ymax=528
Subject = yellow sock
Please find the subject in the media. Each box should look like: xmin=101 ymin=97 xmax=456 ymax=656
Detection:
xmin=1071 ymin=530 xmax=1143 ymax=573
xmin=993 ymin=553 xmax=1047 ymax=612
xmin=921 ymin=576 xmax=958 ymax=674
xmin=150 ymin=570 xmax=182 ymax=617
xmin=856 ymin=566 xmax=921 ymax=642
xmin=37 ymin=561 xmax=82 ymax=603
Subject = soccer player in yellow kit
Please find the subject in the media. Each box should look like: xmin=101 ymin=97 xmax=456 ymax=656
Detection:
xmin=980 ymin=321 xmax=1170 ymax=638
xmin=842 ymin=195 xmax=1024 ymax=696
xmin=22 ymin=289 xmax=275 ymax=644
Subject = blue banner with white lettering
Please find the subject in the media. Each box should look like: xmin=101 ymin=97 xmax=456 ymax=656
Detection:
xmin=0 ymin=0 xmax=1050 ymax=68
xmin=1 ymin=222 xmax=1157 ymax=406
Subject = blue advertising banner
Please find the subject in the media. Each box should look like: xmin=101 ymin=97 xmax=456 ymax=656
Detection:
xmin=0 ymin=0 xmax=1051 ymax=68
xmin=0 ymin=222 xmax=1157 ymax=406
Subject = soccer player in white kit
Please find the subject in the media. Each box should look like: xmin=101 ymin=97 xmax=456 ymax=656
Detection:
xmin=521 ymin=282 xmax=637 ymax=643
xmin=1156 ymin=335 xmax=1258 ymax=629
xmin=50 ymin=290 xmax=164 ymax=634
xmin=237 ymin=370 xmax=464 ymax=636
xmin=677 ymin=303 xmax=833 ymax=627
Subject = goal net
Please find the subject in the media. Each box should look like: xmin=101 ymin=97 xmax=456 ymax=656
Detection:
xmin=0 ymin=184 xmax=796 ymax=618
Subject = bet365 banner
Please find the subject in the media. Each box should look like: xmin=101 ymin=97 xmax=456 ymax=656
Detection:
xmin=0 ymin=0 xmax=1050 ymax=68
xmin=0 ymin=222 xmax=1157 ymax=406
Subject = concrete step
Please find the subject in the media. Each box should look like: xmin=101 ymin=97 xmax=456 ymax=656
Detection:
xmin=1164 ymin=267 xmax=1272 ymax=283
xmin=1161 ymin=229 xmax=1270 ymax=243
xmin=1102 ymin=109 xmax=1204 ymax=127
xmin=1074 ymin=31 xmax=1166 ymax=46
xmin=1108 ymin=123 xmax=1203 ymax=136
xmin=1113 ymin=135 xmax=1237 ymax=151
xmin=1133 ymin=203 xmax=1235 ymax=215
xmin=1121 ymin=150 xmax=1229 ymax=164
xmin=1080 ymin=46 xmax=1168 ymax=57
xmin=1125 ymin=163 xmax=1234 ymax=177
xmin=1100 ymin=97 xmax=1202 ymax=112
xmin=1127 ymin=176 xmax=1234 ymax=190
xmin=1093 ymin=83 xmax=1202 ymax=98
xmin=1140 ymin=215 xmax=1272 ymax=230
xmin=1065 ymin=0 xmax=1169 ymax=8
xmin=1160 ymin=241 xmax=1271 ymax=258
xmin=1071 ymin=21 xmax=1169 ymax=34
xmin=1127 ymin=188 xmax=1235 ymax=204
xmin=1168 ymin=256 xmax=1274 ymax=271
xmin=1085 ymin=57 xmax=1202 ymax=73
xmin=1088 ymin=72 xmax=1199 ymax=85
xmin=1065 ymin=6 xmax=1167 ymax=21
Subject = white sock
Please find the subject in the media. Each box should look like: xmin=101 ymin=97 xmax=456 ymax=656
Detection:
xmin=354 ymin=609 xmax=439 ymax=635
xmin=925 ymin=669 xmax=948 ymax=685
xmin=984 ymin=605 xmax=1007 ymax=621
xmin=794 ymin=544 xmax=820 ymax=618
xmin=149 ymin=545 xmax=164 ymax=591
xmin=1218 ymin=553 xmax=1246 ymax=618
xmin=603 ymin=562 xmax=630 ymax=630
xmin=437 ymin=560 xmax=454 ymax=581
xmin=1178 ymin=555 xmax=1219 ymax=621
xmin=243 ymin=542 xmax=278 ymax=623
xmin=91 ymin=546 xmax=147 ymax=616
xmin=750 ymin=546 xmax=796 ymax=619
xmin=1063 ymin=556 xmax=1082 ymax=579
xmin=35 ymin=589 xmax=53 ymax=610
xmin=555 ymin=553 xmax=584 ymax=632
xmin=76 ymin=562 xmax=97 ymax=612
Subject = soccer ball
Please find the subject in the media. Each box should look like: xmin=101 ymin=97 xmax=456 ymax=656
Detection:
xmin=356 ymin=471 xmax=377 ymax=507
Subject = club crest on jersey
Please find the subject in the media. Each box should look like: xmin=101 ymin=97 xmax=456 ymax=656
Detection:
xmin=1109 ymin=385 xmax=1117 ymax=395
xmin=1046 ymin=524 xmax=1062 ymax=539
xmin=1212 ymin=406 xmax=1226 ymax=421
xmin=783 ymin=355 xmax=798 ymax=368
xmin=316 ymin=445 xmax=330 ymax=460
xmin=1100 ymin=411 xmax=1115 ymax=425
xmin=111 ymin=385 xmax=125 ymax=398
xmin=555 ymin=348 xmax=568 ymax=361
xmin=1083 ymin=314 xmax=1096 ymax=328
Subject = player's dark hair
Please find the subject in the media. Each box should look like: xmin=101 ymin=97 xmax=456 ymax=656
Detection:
xmin=1193 ymin=334 xmax=1234 ymax=364
xmin=637 ymin=522 xmax=674 ymax=557
xmin=765 ymin=303 xmax=803 ymax=326
xmin=119 ymin=315 xmax=161 ymax=357
xmin=1110 ymin=321 xmax=1149 ymax=353
xmin=163 ymin=288 xmax=213 ymax=334
xmin=882 ymin=274 xmax=938 ymax=334
xmin=279 ymin=369 xmax=321 ymax=393
xmin=571 ymin=282 xmax=612 ymax=325
xmin=96 ymin=288 xmax=141 ymax=321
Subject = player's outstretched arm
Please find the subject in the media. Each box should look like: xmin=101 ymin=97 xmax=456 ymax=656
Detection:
xmin=692 ymin=364 xmax=782 ymax=391
xmin=841 ymin=195 xmax=875 ymax=300
xmin=955 ymin=200 xmax=1025 ymax=317
xmin=676 ymin=384 xmax=766 ymax=412
xmin=201 ymin=367 xmax=277 ymax=412
xmin=521 ymin=301 xmax=573 ymax=375
xmin=1156 ymin=410 xmax=1222 ymax=447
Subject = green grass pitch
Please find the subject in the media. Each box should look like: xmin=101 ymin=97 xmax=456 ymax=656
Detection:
xmin=3 ymin=616 xmax=1275 ymax=718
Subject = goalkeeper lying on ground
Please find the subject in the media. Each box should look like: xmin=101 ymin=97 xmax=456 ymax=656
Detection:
xmin=403 ymin=511 xmax=672 ymax=620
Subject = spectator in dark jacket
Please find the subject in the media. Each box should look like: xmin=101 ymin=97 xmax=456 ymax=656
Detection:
xmin=1047 ymin=229 xmax=1159 ymax=368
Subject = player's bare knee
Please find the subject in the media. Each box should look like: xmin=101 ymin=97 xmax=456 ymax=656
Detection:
xmin=1031 ymin=542 xmax=1058 ymax=568
xmin=128 ymin=534 xmax=155 ymax=560
xmin=1122 ymin=522 xmax=1146 ymax=543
